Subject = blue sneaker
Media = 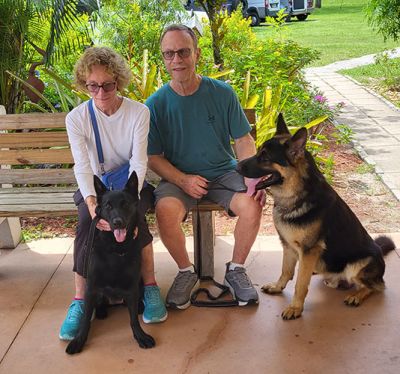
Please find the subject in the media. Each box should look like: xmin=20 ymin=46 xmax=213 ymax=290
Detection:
xmin=142 ymin=286 xmax=168 ymax=324
xmin=59 ymin=300 xmax=84 ymax=341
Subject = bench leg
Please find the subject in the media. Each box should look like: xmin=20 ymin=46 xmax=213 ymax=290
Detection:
xmin=0 ymin=217 xmax=21 ymax=249
xmin=192 ymin=211 xmax=215 ymax=278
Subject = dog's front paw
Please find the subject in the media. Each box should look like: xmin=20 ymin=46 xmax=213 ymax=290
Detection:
xmin=344 ymin=294 xmax=362 ymax=307
xmin=66 ymin=337 xmax=85 ymax=355
xmin=261 ymin=282 xmax=283 ymax=294
xmin=281 ymin=305 xmax=303 ymax=320
xmin=134 ymin=332 xmax=155 ymax=349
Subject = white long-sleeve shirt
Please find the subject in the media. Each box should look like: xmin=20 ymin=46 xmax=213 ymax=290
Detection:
xmin=66 ymin=97 xmax=150 ymax=199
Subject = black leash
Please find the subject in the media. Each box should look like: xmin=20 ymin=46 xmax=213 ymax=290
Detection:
xmin=83 ymin=215 xmax=101 ymax=279
xmin=190 ymin=201 xmax=239 ymax=307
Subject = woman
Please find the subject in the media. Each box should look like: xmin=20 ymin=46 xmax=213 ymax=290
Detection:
xmin=60 ymin=47 xmax=167 ymax=341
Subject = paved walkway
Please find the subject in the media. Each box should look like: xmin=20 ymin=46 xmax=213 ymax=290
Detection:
xmin=305 ymin=50 xmax=400 ymax=200
xmin=1 ymin=236 xmax=400 ymax=373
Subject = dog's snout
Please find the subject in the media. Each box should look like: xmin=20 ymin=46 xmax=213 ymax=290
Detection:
xmin=112 ymin=217 xmax=124 ymax=228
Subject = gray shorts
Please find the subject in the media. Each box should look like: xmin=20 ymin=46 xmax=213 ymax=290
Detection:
xmin=154 ymin=170 xmax=247 ymax=217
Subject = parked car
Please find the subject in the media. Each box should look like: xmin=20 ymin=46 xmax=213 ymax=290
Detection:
xmin=184 ymin=1 xmax=241 ymax=14
xmin=243 ymin=0 xmax=315 ymax=26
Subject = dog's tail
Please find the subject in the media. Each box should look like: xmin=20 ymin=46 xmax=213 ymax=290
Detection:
xmin=374 ymin=235 xmax=396 ymax=256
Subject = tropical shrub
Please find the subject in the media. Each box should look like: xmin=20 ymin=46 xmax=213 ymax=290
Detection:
xmin=93 ymin=0 xmax=187 ymax=64
xmin=199 ymin=9 xmax=333 ymax=126
xmin=373 ymin=51 xmax=400 ymax=90
xmin=0 ymin=0 xmax=91 ymax=113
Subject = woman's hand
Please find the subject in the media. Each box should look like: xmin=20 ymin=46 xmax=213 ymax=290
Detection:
xmin=85 ymin=195 xmax=111 ymax=231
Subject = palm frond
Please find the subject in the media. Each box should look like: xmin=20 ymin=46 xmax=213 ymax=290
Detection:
xmin=44 ymin=0 xmax=90 ymax=64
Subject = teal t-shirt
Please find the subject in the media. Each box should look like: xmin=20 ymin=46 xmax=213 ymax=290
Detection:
xmin=145 ymin=77 xmax=251 ymax=181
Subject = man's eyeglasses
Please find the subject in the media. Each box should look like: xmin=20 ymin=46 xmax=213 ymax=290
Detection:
xmin=85 ymin=81 xmax=117 ymax=93
xmin=162 ymin=48 xmax=192 ymax=60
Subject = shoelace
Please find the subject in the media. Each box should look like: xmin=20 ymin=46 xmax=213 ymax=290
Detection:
xmin=229 ymin=268 xmax=252 ymax=288
xmin=67 ymin=302 xmax=84 ymax=321
xmin=173 ymin=271 xmax=197 ymax=292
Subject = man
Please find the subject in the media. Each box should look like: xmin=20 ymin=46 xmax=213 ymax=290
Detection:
xmin=145 ymin=24 xmax=265 ymax=310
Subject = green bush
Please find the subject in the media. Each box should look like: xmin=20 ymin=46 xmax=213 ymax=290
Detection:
xmin=197 ymin=8 xmax=323 ymax=126
xmin=374 ymin=51 xmax=400 ymax=90
xmin=94 ymin=0 xmax=187 ymax=64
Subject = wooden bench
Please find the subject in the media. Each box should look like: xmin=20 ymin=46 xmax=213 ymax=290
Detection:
xmin=0 ymin=109 xmax=255 ymax=278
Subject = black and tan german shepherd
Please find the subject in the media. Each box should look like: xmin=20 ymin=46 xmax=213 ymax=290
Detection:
xmin=237 ymin=114 xmax=395 ymax=320
xmin=66 ymin=172 xmax=155 ymax=354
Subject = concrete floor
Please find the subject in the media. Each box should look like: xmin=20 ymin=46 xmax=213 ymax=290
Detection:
xmin=1 ymin=234 xmax=399 ymax=374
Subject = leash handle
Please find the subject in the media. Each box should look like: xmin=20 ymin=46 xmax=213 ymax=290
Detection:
xmin=192 ymin=203 xmax=238 ymax=307
xmin=190 ymin=276 xmax=239 ymax=307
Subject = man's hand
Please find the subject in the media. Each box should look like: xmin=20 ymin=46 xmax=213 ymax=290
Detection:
xmin=86 ymin=195 xmax=111 ymax=231
xmin=244 ymin=177 xmax=266 ymax=207
xmin=179 ymin=174 xmax=209 ymax=199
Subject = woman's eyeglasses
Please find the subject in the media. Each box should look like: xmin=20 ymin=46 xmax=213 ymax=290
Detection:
xmin=85 ymin=81 xmax=117 ymax=93
xmin=162 ymin=48 xmax=191 ymax=60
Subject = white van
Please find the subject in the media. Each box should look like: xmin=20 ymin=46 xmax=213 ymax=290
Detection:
xmin=243 ymin=0 xmax=315 ymax=26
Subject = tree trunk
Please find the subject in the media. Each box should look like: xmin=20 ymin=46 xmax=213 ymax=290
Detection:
xmin=198 ymin=0 xmax=224 ymax=68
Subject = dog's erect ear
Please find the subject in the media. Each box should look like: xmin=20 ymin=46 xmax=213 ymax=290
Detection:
xmin=287 ymin=127 xmax=308 ymax=162
xmin=275 ymin=113 xmax=290 ymax=136
xmin=94 ymin=175 xmax=107 ymax=197
xmin=124 ymin=170 xmax=139 ymax=197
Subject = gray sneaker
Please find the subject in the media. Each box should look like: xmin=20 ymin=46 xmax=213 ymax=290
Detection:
xmin=224 ymin=263 xmax=259 ymax=306
xmin=166 ymin=270 xmax=200 ymax=309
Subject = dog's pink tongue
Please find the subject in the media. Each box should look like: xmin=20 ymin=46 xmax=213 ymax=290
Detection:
xmin=246 ymin=177 xmax=262 ymax=196
xmin=113 ymin=228 xmax=127 ymax=243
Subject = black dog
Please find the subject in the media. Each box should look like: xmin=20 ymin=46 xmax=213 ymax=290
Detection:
xmin=237 ymin=114 xmax=395 ymax=320
xmin=66 ymin=172 xmax=155 ymax=354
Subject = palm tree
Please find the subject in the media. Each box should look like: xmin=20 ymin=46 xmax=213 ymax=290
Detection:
xmin=0 ymin=0 xmax=93 ymax=113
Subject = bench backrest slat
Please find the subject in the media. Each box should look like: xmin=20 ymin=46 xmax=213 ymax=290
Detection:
xmin=0 ymin=205 xmax=76 ymax=217
xmin=0 ymin=132 xmax=69 ymax=148
xmin=2 ymin=192 xmax=74 ymax=204
xmin=0 ymin=186 xmax=77 ymax=193
xmin=1 ymin=148 xmax=73 ymax=165
xmin=0 ymin=113 xmax=66 ymax=130
xmin=0 ymin=169 xmax=76 ymax=184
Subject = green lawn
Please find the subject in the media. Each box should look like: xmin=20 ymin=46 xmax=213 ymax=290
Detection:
xmin=340 ymin=57 xmax=400 ymax=84
xmin=339 ymin=56 xmax=400 ymax=107
xmin=340 ymin=63 xmax=387 ymax=85
xmin=253 ymin=0 xmax=400 ymax=67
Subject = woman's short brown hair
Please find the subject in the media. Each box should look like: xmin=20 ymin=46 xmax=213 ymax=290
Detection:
xmin=74 ymin=47 xmax=132 ymax=92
